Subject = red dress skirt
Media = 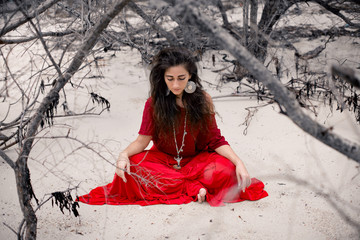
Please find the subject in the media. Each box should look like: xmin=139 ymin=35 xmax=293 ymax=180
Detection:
xmin=77 ymin=98 xmax=268 ymax=206
xmin=77 ymin=146 xmax=268 ymax=207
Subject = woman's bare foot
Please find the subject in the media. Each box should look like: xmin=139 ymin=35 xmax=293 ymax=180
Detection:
xmin=197 ymin=188 xmax=206 ymax=203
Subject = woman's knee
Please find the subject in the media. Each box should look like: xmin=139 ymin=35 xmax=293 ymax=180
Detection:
xmin=203 ymin=155 xmax=235 ymax=182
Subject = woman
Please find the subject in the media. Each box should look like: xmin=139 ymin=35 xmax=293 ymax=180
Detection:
xmin=78 ymin=47 xmax=267 ymax=206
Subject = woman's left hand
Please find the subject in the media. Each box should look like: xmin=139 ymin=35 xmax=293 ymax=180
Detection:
xmin=235 ymin=164 xmax=251 ymax=192
xmin=214 ymin=145 xmax=252 ymax=192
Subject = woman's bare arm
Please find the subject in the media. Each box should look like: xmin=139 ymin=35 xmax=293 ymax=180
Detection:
xmin=215 ymin=144 xmax=251 ymax=192
xmin=121 ymin=134 xmax=152 ymax=157
xmin=116 ymin=134 xmax=152 ymax=182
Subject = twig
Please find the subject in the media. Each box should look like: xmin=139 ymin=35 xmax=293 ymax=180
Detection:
xmin=2 ymin=222 xmax=17 ymax=235
xmin=0 ymin=149 xmax=16 ymax=169
xmin=14 ymin=4 xmax=63 ymax=77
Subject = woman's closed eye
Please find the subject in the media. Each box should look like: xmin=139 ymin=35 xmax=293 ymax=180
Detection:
xmin=166 ymin=77 xmax=186 ymax=81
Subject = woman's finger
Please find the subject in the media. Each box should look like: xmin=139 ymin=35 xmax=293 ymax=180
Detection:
xmin=246 ymin=177 xmax=252 ymax=188
xmin=236 ymin=172 xmax=242 ymax=189
xmin=116 ymin=164 xmax=127 ymax=183
xmin=120 ymin=169 xmax=127 ymax=183
xmin=126 ymin=161 xmax=131 ymax=174
xmin=240 ymin=176 xmax=246 ymax=192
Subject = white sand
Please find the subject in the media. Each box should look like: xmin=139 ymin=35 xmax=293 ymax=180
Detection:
xmin=1 ymin=45 xmax=359 ymax=239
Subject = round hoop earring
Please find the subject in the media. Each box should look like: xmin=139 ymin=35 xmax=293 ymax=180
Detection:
xmin=185 ymin=81 xmax=196 ymax=94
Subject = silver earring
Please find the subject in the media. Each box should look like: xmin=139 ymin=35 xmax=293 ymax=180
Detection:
xmin=185 ymin=81 xmax=196 ymax=94
xmin=166 ymin=87 xmax=170 ymax=96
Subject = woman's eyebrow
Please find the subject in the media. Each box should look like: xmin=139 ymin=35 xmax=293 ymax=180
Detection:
xmin=165 ymin=74 xmax=186 ymax=77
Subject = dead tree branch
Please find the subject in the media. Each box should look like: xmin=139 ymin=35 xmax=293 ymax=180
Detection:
xmin=332 ymin=65 xmax=360 ymax=89
xmin=0 ymin=0 xmax=61 ymax=37
xmin=0 ymin=149 xmax=15 ymax=169
xmin=313 ymin=0 xmax=360 ymax=29
xmin=15 ymin=2 xmax=63 ymax=77
xmin=214 ymin=0 xmax=230 ymax=28
xmin=0 ymin=29 xmax=85 ymax=44
xmin=12 ymin=0 xmax=131 ymax=239
xmin=164 ymin=0 xmax=360 ymax=163
xmin=128 ymin=1 xmax=178 ymax=45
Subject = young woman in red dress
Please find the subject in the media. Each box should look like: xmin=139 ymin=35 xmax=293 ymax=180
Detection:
xmin=78 ymin=48 xmax=267 ymax=206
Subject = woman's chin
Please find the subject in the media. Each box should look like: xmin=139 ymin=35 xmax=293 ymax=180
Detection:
xmin=172 ymin=91 xmax=183 ymax=97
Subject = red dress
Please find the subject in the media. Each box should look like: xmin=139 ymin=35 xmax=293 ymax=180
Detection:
xmin=77 ymin=98 xmax=268 ymax=206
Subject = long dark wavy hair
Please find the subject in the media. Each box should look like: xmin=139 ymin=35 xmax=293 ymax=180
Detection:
xmin=149 ymin=47 xmax=213 ymax=140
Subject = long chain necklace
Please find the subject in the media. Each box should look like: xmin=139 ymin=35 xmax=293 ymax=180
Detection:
xmin=173 ymin=111 xmax=187 ymax=170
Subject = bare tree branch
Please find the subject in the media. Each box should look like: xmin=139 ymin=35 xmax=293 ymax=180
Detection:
xmin=0 ymin=0 xmax=61 ymax=37
xmin=163 ymin=0 xmax=360 ymax=163
xmin=214 ymin=0 xmax=230 ymax=28
xmin=313 ymin=0 xmax=360 ymax=28
xmin=13 ymin=0 xmax=131 ymax=239
xmin=0 ymin=29 xmax=85 ymax=44
xmin=14 ymin=2 xmax=63 ymax=77
xmin=128 ymin=1 xmax=178 ymax=45
xmin=332 ymin=65 xmax=360 ymax=89
xmin=0 ymin=149 xmax=15 ymax=169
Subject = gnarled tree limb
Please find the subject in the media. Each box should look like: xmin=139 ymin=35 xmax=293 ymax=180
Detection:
xmin=14 ymin=0 xmax=131 ymax=239
xmin=0 ymin=29 xmax=85 ymax=44
xmin=0 ymin=149 xmax=15 ymax=169
xmin=313 ymin=0 xmax=360 ymax=28
xmin=163 ymin=0 xmax=360 ymax=163
xmin=0 ymin=0 xmax=61 ymax=37
xmin=128 ymin=1 xmax=178 ymax=45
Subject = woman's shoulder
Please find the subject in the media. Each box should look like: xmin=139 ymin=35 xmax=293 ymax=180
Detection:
xmin=145 ymin=97 xmax=153 ymax=103
xmin=145 ymin=97 xmax=153 ymax=106
xmin=142 ymin=97 xmax=153 ymax=111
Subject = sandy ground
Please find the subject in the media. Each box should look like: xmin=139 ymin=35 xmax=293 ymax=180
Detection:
xmin=1 ymin=3 xmax=360 ymax=240
xmin=1 ymin=45 xmax=359 ymax=239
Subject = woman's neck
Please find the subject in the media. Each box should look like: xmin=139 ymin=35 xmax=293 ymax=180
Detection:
xmin=176 ymin=96 xmax=184 ymax=108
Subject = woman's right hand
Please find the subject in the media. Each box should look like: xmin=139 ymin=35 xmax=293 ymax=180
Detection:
xmin=116 ymin=152 xmax=131 ymax=183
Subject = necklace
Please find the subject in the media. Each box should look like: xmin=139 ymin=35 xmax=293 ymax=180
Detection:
xmin=173 ymin=111 xmax=187 ymax=170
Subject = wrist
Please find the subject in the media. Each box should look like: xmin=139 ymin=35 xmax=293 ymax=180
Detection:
xmin=120 ymin=151 xmax=128 ymax=158
xmin=234 ymin=159 xmax=246 ymax=169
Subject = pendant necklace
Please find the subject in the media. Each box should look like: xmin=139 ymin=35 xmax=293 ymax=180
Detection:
xmin=173 ymin=111 xmax=187 ymax=170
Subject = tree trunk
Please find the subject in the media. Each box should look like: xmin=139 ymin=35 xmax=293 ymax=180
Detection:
xmin=255 ymin=0 xmax=296 ymax=62
xmin=15 ymin=156 xmax=37 ymax=240
xmin=14 ymin=0 xmax=131 ymax=238
xmin=248 ymin=0 xmax=258 ymax=55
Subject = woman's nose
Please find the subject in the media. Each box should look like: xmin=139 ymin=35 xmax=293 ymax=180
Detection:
xmin=173 ymin=80 xmax=180 ymax=87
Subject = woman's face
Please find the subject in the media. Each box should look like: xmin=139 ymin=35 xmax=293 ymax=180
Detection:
xmin=164 ymin=65 xmax=192 ymax=98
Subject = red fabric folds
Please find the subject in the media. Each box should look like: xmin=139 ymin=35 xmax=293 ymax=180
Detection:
xmin=77 ymin=148 xmax=268 ymax=207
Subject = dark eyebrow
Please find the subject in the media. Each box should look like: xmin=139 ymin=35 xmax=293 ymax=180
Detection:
xmin=165 ymin=74 xmax=186 ymax=78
